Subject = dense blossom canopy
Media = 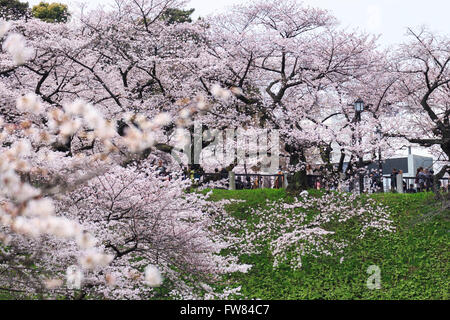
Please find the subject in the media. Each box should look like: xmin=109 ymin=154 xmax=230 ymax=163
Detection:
xmin=0 ymin=0 xmax=448 ymax=299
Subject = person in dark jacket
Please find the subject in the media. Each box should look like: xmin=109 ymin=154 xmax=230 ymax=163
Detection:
xmin=236 ymin=176 xmax=244 ymax=190
xmin=416 ymin=167 xmax=427 ymax=192
xmin=428 ymin=169 xmax=434 ymax=190
xmin=220 ymin=168 xmax=228 ymax=180
xmin=406 ymin=184 xmax=416 ymax=193
xmin=244 ymin=176 xmax=252 ymax=189
xmin=390 ymin=168 xmax=398 ymax=192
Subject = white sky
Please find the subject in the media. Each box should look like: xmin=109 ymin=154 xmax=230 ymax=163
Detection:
xmin=26 ymin=0 xmax=448 ymax=159
xmin=27 ymin=0 xmax=450 ymax=48
xmin=190 ymin=0 xmax=449 ymax=48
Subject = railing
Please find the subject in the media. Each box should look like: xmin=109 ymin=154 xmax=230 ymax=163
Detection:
xmin=382 ymin=175 xmax=450 ymax=193
xmin=196 ymin=172 xmax=287 ymax=190
xmin=194 ymin=171 xmax=450 ymax=193
xmin=233 ymin=173 xmax=286 ymax=190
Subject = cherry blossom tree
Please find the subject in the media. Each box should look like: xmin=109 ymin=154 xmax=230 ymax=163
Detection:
xmin=1 ymin=0 xmax=400 ymax=181
xmin=388 ymin=28 xmax=450 ymax=193
xmin=0 ymin=13 xmax=249 ymax=298
xmin=184 ymin=0 xmax=392 ymax=189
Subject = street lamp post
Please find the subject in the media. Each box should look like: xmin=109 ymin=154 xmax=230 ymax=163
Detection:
xmin=354 ymin=98 xmax=364 ymax=194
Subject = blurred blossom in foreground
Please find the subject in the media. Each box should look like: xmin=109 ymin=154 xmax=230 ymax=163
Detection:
xmin=144 ymin=265 xmax=163 ymax=287
xmin=2 ymin=33 xmax=34 ymax=65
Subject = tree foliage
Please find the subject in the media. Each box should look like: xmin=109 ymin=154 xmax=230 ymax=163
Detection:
xmin=31 ymin=1 xmax=69 ymax=23
xmin=160 ymin=7 xmax=195 ymax=24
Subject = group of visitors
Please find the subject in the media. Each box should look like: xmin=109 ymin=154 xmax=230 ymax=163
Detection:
xmin=368 ymin=170 xmax=384 ymax=192
xmin=235 ymin=176 xmax=254 ymax=190
xmin=306 ymin=165 xmax=336 ymax=190
xmin=235 ymin=167 xmax=285 ymax=190
xmin=155 ymin=160 xmax=445 ymax=194
xmin=203 ymin=168 xmax=228 ymax=181
xmin=414 ymin=167 xmax=435 ymax=192
xmin=307 ymin=165 xmax=443 ymax=194
xmin=388 ymin=167 xmax=436 ymax=193
xmin=186 ymin=166 xmax=228 ymax=186
xmin=156 ymin=161 xmax=287 ymax=190
xmin=155 ymin=161 xmax=208 ymax=184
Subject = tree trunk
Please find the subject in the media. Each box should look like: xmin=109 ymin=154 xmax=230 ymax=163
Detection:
xmin=433 ymin=165 xmax=449 ymax=200
xmin=286 ymin=145 xmax=308 ymax=192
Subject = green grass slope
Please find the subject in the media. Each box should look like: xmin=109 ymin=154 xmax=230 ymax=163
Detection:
xmin=208 ymin=189 xmax=449 ymax=300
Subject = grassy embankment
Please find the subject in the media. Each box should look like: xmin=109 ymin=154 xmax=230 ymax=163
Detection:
xmin=207 ymin=189 xmax=449 ymax=300
xmin=1 ymin=189 xmax=447 ymax=300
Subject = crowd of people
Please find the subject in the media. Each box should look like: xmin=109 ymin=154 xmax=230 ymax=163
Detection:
xmin=234 ymin=169 xmax=285 ymax=190
xmin=306 ymin=165 xmax=446 ymax=194
xmin=155 ymin=161 xmax=287 ymax=190
xmin=154 ymin=160 xmax=447 ymax=193
xmin=411 ymin=167 xmax=436 ymax=192
xmin=381 ymin=167 xmax=442 ymax=193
